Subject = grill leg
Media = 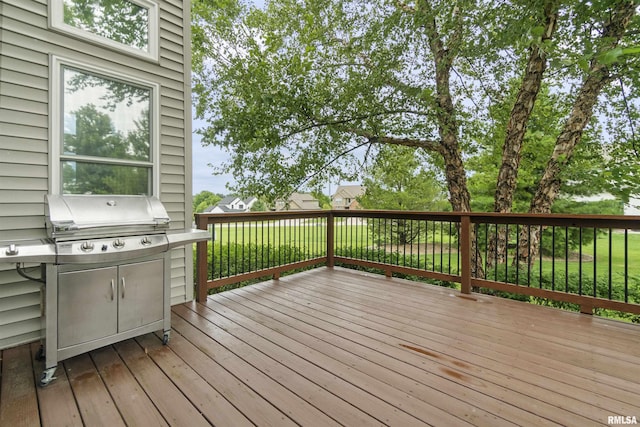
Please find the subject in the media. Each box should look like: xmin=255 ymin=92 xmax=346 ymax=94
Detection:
xmin=162 ymin=331 xmax=170 ymax=345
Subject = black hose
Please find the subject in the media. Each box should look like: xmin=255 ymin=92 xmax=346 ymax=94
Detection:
xmin=16 ymin=263 xmax=46 ymax=283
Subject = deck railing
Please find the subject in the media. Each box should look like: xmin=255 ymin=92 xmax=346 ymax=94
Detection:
xmin=195 ymin=210 xmax=640 ymax=318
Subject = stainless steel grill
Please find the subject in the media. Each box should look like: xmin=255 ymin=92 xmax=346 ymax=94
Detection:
xmin=1 ymin=194 xmax=208 ymax=387
xmin=45 ymin=194 xmax=172 ymax=264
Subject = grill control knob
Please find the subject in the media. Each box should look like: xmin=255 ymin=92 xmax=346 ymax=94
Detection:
xmin=141 ymin=236 xmax=152 ymax=246
xmin=113 ymin=239 xmax=126 ymax=249
xmin=6 ymin=244 xmax=18 ymax=256
xmin=80 ymin=241 xmax=95 ymax=252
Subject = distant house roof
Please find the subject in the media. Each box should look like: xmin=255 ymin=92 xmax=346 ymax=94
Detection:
xmin=275 ymin=192 xmax=320 ymax=211
xmin=332 ymin=185 xmax=366 ymax=200
xmin=218 ymin=196 xmax=240 ymax=205
xmin=332 ymin=185 xmax=365 ymax=209
xmin=205 ymin=196 xmax=258 ymax=214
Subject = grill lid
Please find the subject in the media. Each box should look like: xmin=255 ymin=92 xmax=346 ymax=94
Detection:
xmin=45 ymin=194 xmax=170 ymax=239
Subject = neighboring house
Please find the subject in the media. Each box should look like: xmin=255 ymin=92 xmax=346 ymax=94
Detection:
xmin=0 ymin=0 xmax=193 ymax=349
xmin=332 ymin=185 xmax=366 ymax=210
xmin=275 ymin=193 xmax=320 ymax=211
xmin=204 ymin=196 xmax=257 ymax=213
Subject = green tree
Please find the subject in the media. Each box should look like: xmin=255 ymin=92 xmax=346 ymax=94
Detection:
xmin=192 ymin=0 xmax=639 ymax=264
xmin=193 ymin=191 xmax=222 ymax=213
xmin=359 ymin=145 xmax=447 ymax=245
xmin=250 ymin=198 xmax=268 ymax=211
xmin=359 ymin=145 xmax=447 ymax=211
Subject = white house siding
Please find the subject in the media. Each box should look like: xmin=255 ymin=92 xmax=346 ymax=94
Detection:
xmin=0 ymin=0 xmax=193 ymax=349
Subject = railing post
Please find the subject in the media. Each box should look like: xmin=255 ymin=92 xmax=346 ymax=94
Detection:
xmin=327 ymin=212 xmax=334 ymax=268
xmin=195 ymin=214 xmax=209 ymax=303
xmin=460 ymin=214 xmax=471 ymax=294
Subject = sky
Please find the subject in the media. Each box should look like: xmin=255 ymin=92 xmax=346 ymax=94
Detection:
xmin=191 ymin=117 xmax=362 ymax=197
xmin=191 ymin=0 xmax=262 ymax=196
xmin=191 ymin=117 xmax=235 ymax=195
xmin=190 ymin=0 xmax=364 ymax=197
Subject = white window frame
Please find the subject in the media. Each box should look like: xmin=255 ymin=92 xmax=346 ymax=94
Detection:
xmin=49 ymin=0 xmax=159 ymax=61
xmin=49 ymin=55 xmax=160 ymax=196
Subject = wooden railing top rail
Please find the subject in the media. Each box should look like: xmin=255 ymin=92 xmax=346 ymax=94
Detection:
xmin=197 ymin=209 xmax=640 ymax=228
xmin=196 ymin=210 xmax=329 ymax=226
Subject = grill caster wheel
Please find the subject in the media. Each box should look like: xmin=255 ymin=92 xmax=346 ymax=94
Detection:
xmin=162 ymin=332 xmax=170 ymax=345
xmin=35 ymin=345 xmax=45 ymax=361
xmin=39 ymin=367 xmax=57 ymax=387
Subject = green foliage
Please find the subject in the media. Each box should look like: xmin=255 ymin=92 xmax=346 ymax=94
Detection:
xmin=250 ymin=198 xmax=268 ymax=211
xmin=192 ymin=0 xmax=640 ymax=210
xmin=199 ymin=242 xmax=322 ymax=294
xmin=358 ymin=145 xmax=448 ymax=244
xmin=359 ymin=145 xmax=448 ymax=211
xmin=193 ymin=191 xmax=222 ymax=213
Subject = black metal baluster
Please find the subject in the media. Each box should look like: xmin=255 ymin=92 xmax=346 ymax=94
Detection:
xmin=495 ymin=224 xmax=499 ymax=281
xmin=625 ymin=229 xmax=629 ymax=303
xmin=551 ymin=226 xmax=556 ymax=291
xmin=448 ymin=221 xmax=452 ymax=275
xmin=484 ymin=223 xmax=489 ymax=280
xmin=608 ymin=228 xmax=613 ymax=300
xmin=505 ymin=223 xmax=509 ymax=282
xmin=432 ymin=220 xmax=436 ymax=271
xmin=227 ymin=222 xmax=231 ymax=278
xmin=212 ymin=223 xmax=216 ymax=279
xmin=439 ymin=221 xmax=444 ymax=273
xmin=564 ymin=226 xmax=569 ymax=293
xmin=593 ymin=227 xmax=597 ymax=298
xmin=515 ymin=224 xmax=520 ymax=285
xmin=527 ymin=225 xmax=532 ymax=286
xmin=578 ymin=227 xmax=583 ymax=295
xmin=538 ymin=226 xmax=543 ymax=289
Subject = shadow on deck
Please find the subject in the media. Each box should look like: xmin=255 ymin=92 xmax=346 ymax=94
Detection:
xmin=1 ymin=267 xmax=639 ymax=426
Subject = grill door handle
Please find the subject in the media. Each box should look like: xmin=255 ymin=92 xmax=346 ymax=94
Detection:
xmin=110 ymin=279 xmax=115 ymax=301
xmin=121 ymin=277 xmax=126 ymax=299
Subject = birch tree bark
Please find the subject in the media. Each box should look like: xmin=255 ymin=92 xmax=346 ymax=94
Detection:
xmin=488 ymin=0 xmax=559 ymax=267
xmin=517 ymin=0 xmax=638 ymax=264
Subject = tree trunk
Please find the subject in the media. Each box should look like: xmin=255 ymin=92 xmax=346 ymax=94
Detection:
xmin=420 ymin=0 xmax=482 ymax=278
xmin=488 ymin=1 xmax=558 ymax=268
xmin=517 ymin=0 xmax=637 ymax=264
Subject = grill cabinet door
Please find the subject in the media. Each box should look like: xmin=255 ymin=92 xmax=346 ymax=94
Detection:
xmin=58 ymin=266 xmax=118 ymax=348
xmin=118 ymin=259 xmax=164 ymax=332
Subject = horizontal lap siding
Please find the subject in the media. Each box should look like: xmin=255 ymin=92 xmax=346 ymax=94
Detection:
xmin=0 ymin=0 xmax=192 ymax=349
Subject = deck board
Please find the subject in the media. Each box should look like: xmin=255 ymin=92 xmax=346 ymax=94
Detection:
xmin=0 ymin=344 xmax=40 ymax=427
xmin=30 ymin=343 xmax=83 ymax=427
xmin=223 ymin=280 xmax=598 ymax=426
xmin=113 ymin=339 xmax=210 ymax=427
xmin=0 ymin=267 xmax=639 ymax=426
xmin=65 ymin=353 xmax=126 ymax=426
xmin=90 ymin=345 xmax=169 ymax=427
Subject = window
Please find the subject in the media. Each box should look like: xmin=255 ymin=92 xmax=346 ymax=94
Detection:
xmin=50 ymin=0 xmax=158 ymax=60
xmin=51 ymin=56 xmax=159 ymax=195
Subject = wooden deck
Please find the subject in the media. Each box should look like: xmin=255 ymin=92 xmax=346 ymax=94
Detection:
xmin=1 ymin=267 xmax=639 ymax=426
